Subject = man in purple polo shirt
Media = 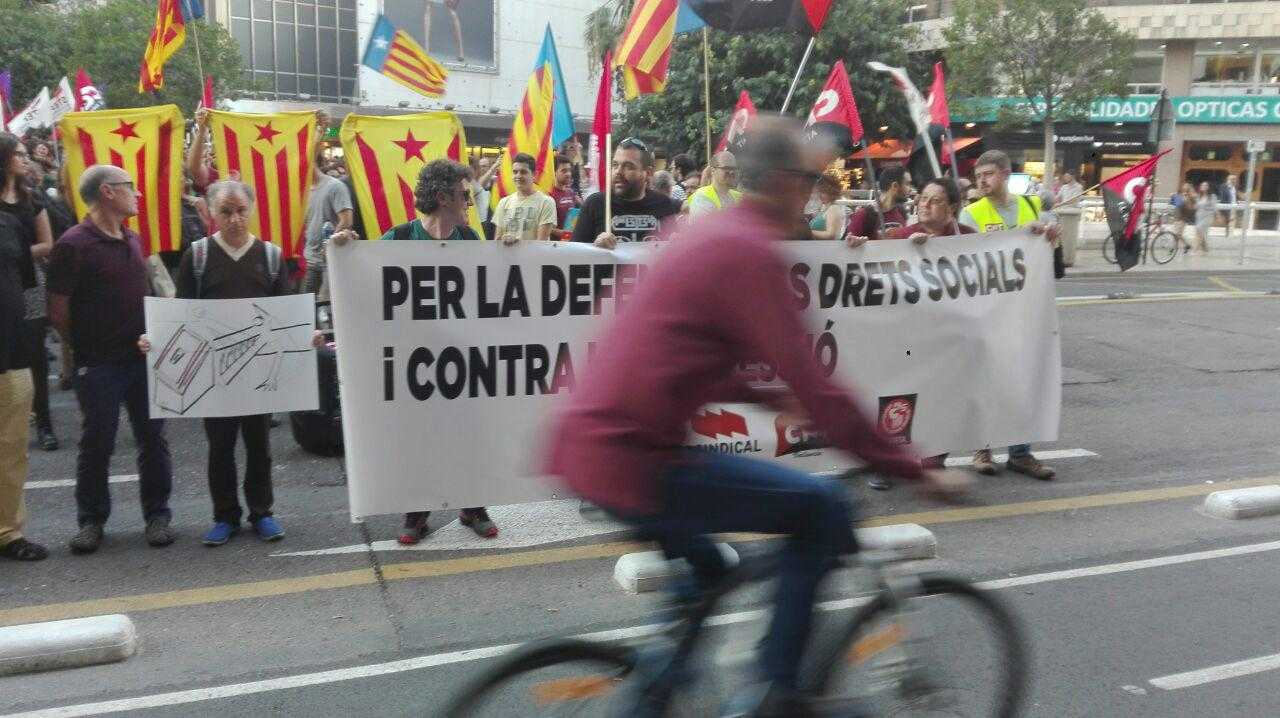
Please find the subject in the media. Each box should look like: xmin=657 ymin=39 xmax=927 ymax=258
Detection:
xmin=47 ymin=165 xmax=175 ymax=555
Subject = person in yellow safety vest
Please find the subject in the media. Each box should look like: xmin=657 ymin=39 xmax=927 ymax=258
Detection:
xmin=686 ymin=151 xmax=743 ymax=216
xmin=957 ymin=149 xmax=1060 ymax=482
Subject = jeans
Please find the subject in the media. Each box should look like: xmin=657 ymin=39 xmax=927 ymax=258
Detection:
xmin=302 ymin=263 xmax=326 ymax=299
xmin=203 ymin=415 xmax=273 ymax=524
xmin=630 ymin=452 xmax=857 ymax=689
xmin=1008 ymin=443 xmax=1031 ymax=458
xmin=73 ymin=359 xmax=172 ymax=527
xmin=23 ymin=319 xmax=51 ymax=432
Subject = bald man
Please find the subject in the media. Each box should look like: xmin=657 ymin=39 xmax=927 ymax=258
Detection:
xmin=47 ymin=164 xmax=175 ymax=554
xmin=686 ymin=150 xmax=742 ymax=216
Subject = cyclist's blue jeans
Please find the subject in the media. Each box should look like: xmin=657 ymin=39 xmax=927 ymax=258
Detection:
xmin=632 ymin=452 xmax=857 ymax=689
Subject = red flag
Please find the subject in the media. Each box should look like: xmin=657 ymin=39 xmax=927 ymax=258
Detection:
xmin=197 ymin=75 xmax=214 ymax=111
xmin=928 ymin=62 xmax=950 ymax=128
xmin=803 ymin=61 xmax=864 ymax=153
xmin=1101 ymin=149 xmax=1171 ymax=270
xmin=588 ymin=52 xmax=613 ymax=193
xmin=715 ymin=91 xmax=757 ymax=154
xmin=74 ymin=69 xmax=105 ymax=111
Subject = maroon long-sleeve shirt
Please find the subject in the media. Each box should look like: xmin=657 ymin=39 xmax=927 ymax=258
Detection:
xmin=546 ymin=201 xmax=924 ymax=514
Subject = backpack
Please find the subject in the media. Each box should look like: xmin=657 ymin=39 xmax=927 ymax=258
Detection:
xmin=191 ymin=237 xmax=282 ymax=298
xmin=179 ymin=199 xmax=206 ymax=254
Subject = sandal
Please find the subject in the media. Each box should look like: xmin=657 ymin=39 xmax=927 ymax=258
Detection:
xmin=0 ymin=538 xmax=49 ymax=561
xmin=398 ymin=511 xmax=431 ymax=545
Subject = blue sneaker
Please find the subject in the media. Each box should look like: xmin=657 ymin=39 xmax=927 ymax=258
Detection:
xmin=253 ymin=516 xmax=285 ymax=542
xmin=202 ymin=522 xmax=237 ymax=546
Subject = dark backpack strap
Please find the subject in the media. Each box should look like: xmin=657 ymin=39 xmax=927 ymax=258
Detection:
xmin=262 ymin=241 xmax=283 ymax=282
xmin=1020 ymin=195 xmax=1040 ymax=220
xmin=191 ymin=237 xmax=209 ymax=298
xmin=394 ymin=222 xmax=413 ymax=242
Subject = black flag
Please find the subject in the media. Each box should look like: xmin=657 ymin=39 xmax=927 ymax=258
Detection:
xmin=1100 ymin=150 xmax=1170 ymax=271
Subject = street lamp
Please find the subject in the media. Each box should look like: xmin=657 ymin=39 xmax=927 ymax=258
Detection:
xmin=1147 ymin=90 xmax=1175 ymax=145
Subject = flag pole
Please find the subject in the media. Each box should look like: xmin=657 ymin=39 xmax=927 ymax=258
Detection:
xmin=182 ymin=0 xmax=206 ymax=81
xmin=861 ymin=152 xmax=883 ymax=228
xmin=943 ymin=125 xmax=958 ymax=174
xmin=702 ymin=27 xmax=712 ymax=163
xmin=604 ymin=132 xmax=612 ymax=234
xmin=780 ymin=36 xmax=816 ymax=114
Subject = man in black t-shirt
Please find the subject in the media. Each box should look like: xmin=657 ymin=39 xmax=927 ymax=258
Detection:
xmin=571 ymin=138 xmax=681 ymax=247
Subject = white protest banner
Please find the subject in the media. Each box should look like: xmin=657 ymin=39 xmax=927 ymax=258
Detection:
xmin=144 ymin=295 xmax=319 ymax=418
xmin=48 ymin=77 xmax=75 ymax=123
xmin=328 ymin=231 xmax=1060 ymax=519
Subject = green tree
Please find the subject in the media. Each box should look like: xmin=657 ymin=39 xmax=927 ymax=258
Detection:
xmin=583 ymin=0 xmax=925 ymax=163
xmin=943 ymin=0 xmax=1135 ymax=181
xmin=0 ymin=0 xmax=250 ymax=116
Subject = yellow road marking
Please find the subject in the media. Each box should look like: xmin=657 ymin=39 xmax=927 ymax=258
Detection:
xmin=3 ymin=475 xmax=1276 ymax=627
xmin=1208 ymin=276 xmax=1243 ymax=292
xmin=1059 ymin=292 xmax=1275 ymax=307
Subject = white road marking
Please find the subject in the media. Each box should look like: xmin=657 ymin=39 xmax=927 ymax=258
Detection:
xmin=26 ymin=475 xmax=138 ymax=490
xmin=1149 ymin=652 xmax=1280 ymax=691
xmin=276 ymin=449 xmax=1098 ymax=558
xmin=11 ymin=538 xmax=1280 ymax=718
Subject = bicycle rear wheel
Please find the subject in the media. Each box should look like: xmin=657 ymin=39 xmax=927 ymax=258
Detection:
xmin=810 ymin=575 xmax=1029 ymax=718
xmin=1149 ymin=230 xmax=1179 ymax=264
xmin=1102 ymin=235 xmax=1117 ymax=264
xmin=442 ymin=639 xmax=638 ymax=718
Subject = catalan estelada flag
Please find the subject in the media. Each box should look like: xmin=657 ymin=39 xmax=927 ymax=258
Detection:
xmin=339 ymin=112 xmax=482 ymax=240
xmin=58 ymin=105 xmax=183 ymax=255
xmin=138 ymin=0 xmax=192 ymax=93
xmin=615 ymin=0 xmax=678 ymax=99
xmin=491 ymin=32 xmax=561 ymax=207
xmin=207 ymin=110 xmax=317 ymax=258
xmin=362 ymin=15 xmax=448 ymax=99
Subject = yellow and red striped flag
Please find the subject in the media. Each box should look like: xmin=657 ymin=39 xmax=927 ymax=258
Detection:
xmin=339 ymin=112 xmax=483 ymax=240
xmin=207 ymin=110 xmax=316 ymax=258
xmin=615 ymin=0 xmax=678 ymax=99
xmin=361 ymin=15 xmax=448 ymax=99
xmin=491 ymin=61 xmax=556 ymax=207
xmin=138 ymin=0 xmax=189 ymax=92
xmin=58 ymin=105 xmax=183 ymax=255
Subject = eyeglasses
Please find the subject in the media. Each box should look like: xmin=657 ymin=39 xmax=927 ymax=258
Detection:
xmin=778 ymin=169 xmax=821 ymax=184
xmin=618 ymin=137 xmax=648 ymax=152
xmin=715 ymin=166 xmax=738 ymax=174
xmin=105 ymin=181 xmax=136 ymax=192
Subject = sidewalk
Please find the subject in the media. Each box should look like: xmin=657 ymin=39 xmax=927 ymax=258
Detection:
xmin=1068 ymin=225 xmax=1280 ymax=275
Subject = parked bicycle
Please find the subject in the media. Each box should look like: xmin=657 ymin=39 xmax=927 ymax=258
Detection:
xmin=1102 ymin=209 xmax=1182 ymax=265
xmin=443 ymin=470 xmax=1029 ymax=717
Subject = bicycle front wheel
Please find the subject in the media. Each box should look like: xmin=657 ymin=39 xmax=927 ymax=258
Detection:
xmin=442 ymin=639 xmax=639 ymax=718
xmin=1149 ymin=230 xmax=1179 ymax=264
xmin=1102 ymin=235 xmax=1117 ymax=264
xmin=811 ymin=575 xmax=1029 ymax=718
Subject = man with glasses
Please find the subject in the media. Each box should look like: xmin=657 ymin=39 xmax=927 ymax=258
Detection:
xmin=571 ymin=137 xmax=681 ymax=248
xmin=331 ymin=159 xmax=499 ymax=542
xmin=686 ymin=150 xmax=741 ymax=217
xmin=47 ymin=165 xmax=175 ymax=554
xmin=548 ymin=118 xmax=970 ymax=715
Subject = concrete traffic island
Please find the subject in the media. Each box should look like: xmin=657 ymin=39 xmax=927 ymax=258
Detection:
xmin=1203 ymin=486 xmax=1280 ymax=520
xmin=0 ymin=614 xmax=136 ymax=676
xmin=613 ymin=524 xmax=937 ymax=594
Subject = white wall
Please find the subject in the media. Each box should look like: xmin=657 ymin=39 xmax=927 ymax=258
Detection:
xmin=357 ymin=0 xmax=602 ymax=120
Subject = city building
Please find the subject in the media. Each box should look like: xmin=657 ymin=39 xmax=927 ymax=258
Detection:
xmin=909 ymin=0 xmax=1280 ymax=226
xmin=206 ymin=0 xmax=597 ymax=154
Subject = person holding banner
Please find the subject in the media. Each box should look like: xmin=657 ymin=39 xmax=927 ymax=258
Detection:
xmin=548 ymin=118 xmax=971 ymax=715
xmin=686 ymin=151 xmax=741 ymax=217
xmin=549 ymin=154 xmax=581 ymax=240
xmin=571 ymin=138 xmax=681 ymax=248
xmin=47 ymin=165 xmax=175 ymax=554
xmin=331 ymin=159 xmax=498 ymax=541
xmin=807 ymin=174 xmax=849 ymax=241
xmin=889 ymin=177 xmax=975 ymax=242
xmin=957 ymin=150 xmax=1059 ymax=480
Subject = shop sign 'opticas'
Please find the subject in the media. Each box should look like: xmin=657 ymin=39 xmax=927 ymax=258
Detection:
xmin=953 ymin=95 xmax=1280 ymax=125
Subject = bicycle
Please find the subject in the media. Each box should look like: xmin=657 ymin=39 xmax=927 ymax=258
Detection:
xmin=1101 ymin=209 xmax=1182 ymax=265
xmin=443 ymin=470 xmax=1030 ymax=717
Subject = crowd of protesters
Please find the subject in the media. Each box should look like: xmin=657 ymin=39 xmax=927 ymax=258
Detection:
xmin=1 ymin=110 xmax=1075 ymax=563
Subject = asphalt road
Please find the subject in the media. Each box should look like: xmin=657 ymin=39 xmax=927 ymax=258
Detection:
xmin=4 ymin=270 xmax=1280 ymax=717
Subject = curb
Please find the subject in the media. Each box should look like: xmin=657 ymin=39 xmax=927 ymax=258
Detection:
xmin=0 ymin=614 xmax=136 ymax=676
xmin=612 ymin=524 xmax=936 ymax=594
xmin=1204 ymin=485 xmax=1280 ymax=520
